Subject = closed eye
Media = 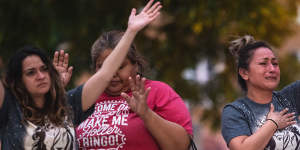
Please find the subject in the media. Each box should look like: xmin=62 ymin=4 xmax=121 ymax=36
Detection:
xmin=259 ymin=62 xmax=267 ymax=65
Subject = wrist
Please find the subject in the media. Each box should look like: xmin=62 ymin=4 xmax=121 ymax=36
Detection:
xmin=125 ymin=27 xmax=139 ymax=35
xmin=266 ymin=118 xmax=279 ymax=131
xmin=139 ymin=107 xmax=152 ymax=121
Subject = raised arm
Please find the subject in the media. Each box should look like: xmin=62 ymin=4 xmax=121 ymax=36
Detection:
xmin=121 ymin=75 xmax=190 ymax=150
xmin=82 ymin=0 xmax=162 ymax=111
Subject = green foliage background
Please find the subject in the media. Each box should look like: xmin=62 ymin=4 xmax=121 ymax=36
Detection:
xmin=0 ymin=0 xmax=299 ymax=130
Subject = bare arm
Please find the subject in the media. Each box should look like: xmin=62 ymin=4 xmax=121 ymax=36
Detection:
xmin=229 ymin=122 xmax=276 ymax=150
xmin=81 ymin=0 xmax=162 ymax=111
xmin=121 ymin=76 xmax=190 ymax=150
xmin=229 ymin=104 xmax=296 ymax=150
xmin=142 ymin=108 xmax=190 ymax=150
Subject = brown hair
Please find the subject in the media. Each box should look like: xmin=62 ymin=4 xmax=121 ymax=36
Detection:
xmin=5 ymin=46 xmax=72 ymax=126
xmin=91 ymin=30 xmax=148 ymax=75
xmin=229 ymin=35 xmax=273 ymax=91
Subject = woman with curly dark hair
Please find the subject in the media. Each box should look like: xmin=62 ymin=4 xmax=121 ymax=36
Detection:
xmin=1 ymin=47 xmax=75 ymax=149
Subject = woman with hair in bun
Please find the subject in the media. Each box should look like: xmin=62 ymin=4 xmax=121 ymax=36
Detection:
xmin=221 ymin=35 xmax=300 ymax=150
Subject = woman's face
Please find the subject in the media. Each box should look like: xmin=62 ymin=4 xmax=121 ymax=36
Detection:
xmin=241 ymin=47 xmax=280 ymax=91
xmin=96 ymin=49 xmax=137 ymax=96
xmin=22 ymin=55 xmax=51 ymax=98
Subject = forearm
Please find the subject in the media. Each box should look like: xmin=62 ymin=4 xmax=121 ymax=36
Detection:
xmin=141 ymin=109 xmax=190 ymax=150
xmin=82 ymin=28 xmax=138 ymax=111
xmin=230 ymin=121 xmax=277 ymax=150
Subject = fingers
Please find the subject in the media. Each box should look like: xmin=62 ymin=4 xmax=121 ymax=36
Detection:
xmin=129 ymin=8 xmax=136 ymax=21
xmin=58 ymin=50 xmax=65 ymax=66
xmin=278 ymin=112 xmax=295 ymax=126
xmin=142 ymin=0 xmax=154 ymax=13
xmin=63 ymin=53 xmax=69 ymax=69
xmin=128 ymin=76 xmax=136 ymax=91
xmin=279 ymin=108 xmax=289 ymax=115
xmin=127 ymin=75 xmax=149 ymax=100
xmin=131 ymin=75 xmax=147 ymax=93
xmin=285 ymin=114 xmax=297 ymax=126
xmin=283 ymin=112 xmax=295 ymax=118
xmin=135 ymin=75 xmax=143 ymax=93
xmin=269 ymin=103 xmax=274 ymax=113
xmin=121 ymin=92 xmax=131 ymax=101
xmin=132 ymin=91 xmax=140 ymax=98
xmin=278 ymin=111 xmax=296 ymax=129
xmin=268 ymin=104 xmax=297 ymax=129
xmin=53 ymin=51 xmax=59 ymax=66
xmin=67 ymin=66 xmax=73 ymax=81
xmin=55 ymin=50 xmax=70 ymax=67
xmin=54 ymin=50 xmax=68 ymax=66
xmin=128 ymin=75 xmax=141 ymax=91
xmin=286 ymin=115 xmax=296 ymax=122
xmin=121 ymin=92 xmax=134 ymax=107
xmin=286 ymin=121 xmax=297 ymax=126
xmin=145 ymin=2 xmax=162 ymax=21
xmin=145 ymin=1 xmax=161 ymax=14
xmin=148 ymin=5 xmax=162 ymax=19
xmin=139 ymin=77 xmax=146 ymax=93
xmin=68 ymin=66 xmax=73 ymax=75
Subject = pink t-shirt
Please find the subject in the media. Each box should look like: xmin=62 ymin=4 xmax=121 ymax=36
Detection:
xmin=76 ymin=80 xmax=193 ymax=150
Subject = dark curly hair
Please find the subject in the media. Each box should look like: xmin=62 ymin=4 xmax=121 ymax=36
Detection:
xmin=4 ymin=46 xmax=72 ymax=126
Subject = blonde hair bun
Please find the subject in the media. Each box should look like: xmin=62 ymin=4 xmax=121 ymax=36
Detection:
xmin=229 ymin=35 xmax=256 ymax=58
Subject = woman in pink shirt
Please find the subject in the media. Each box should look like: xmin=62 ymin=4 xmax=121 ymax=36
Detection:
xmin=74 ymin=17 xmax=192 ymax=150
xmin=58 ymin=1 xmax=193 ymax=149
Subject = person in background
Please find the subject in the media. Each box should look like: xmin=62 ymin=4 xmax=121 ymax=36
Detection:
xmin=221 ymin=35 xmax=300 ymax=150
xmin=0 ymin=0 xmax=161 ymax=149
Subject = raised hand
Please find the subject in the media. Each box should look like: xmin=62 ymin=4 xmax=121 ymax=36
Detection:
xmin=127 ymin=0 xmax=162 ymax=32
xmin=121 ymin=75 xmax=151 ymax=119
xmin=267 ymin=103 xmax=296 ymax=130
xmin=53 ymin=50 xmax=73 ymax=87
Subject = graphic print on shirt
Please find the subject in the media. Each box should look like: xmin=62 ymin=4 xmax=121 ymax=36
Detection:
xmin=24 ymin=121 xmax=75 ymax=150
xmin=254 ymin=115 xmax=300 ymax=150
xmin=77 ymin=100 xmax=129 ymax=149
